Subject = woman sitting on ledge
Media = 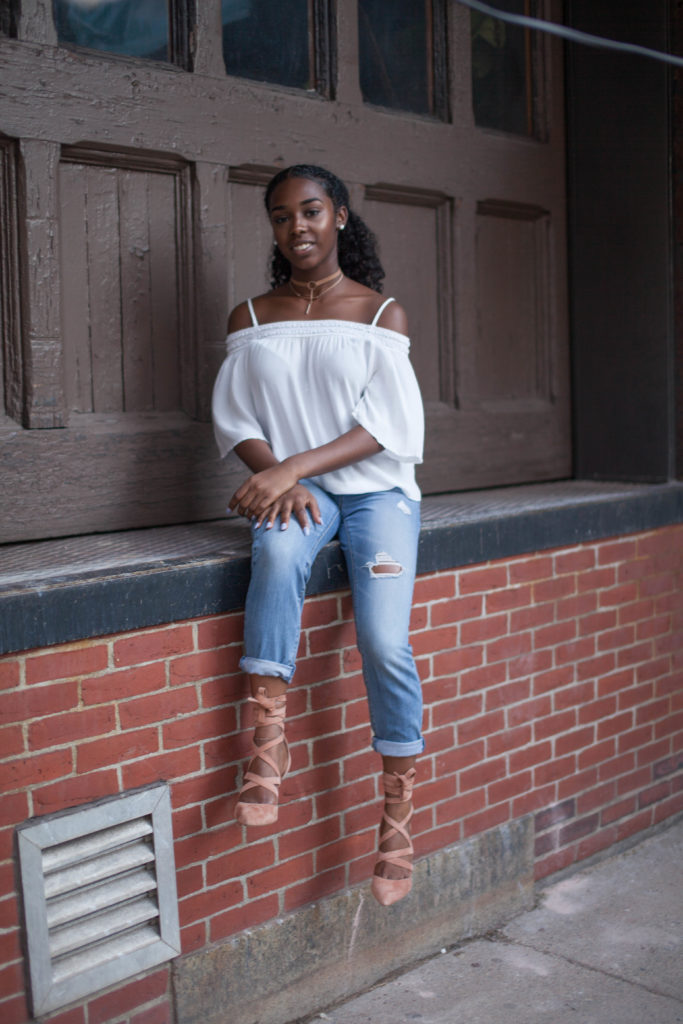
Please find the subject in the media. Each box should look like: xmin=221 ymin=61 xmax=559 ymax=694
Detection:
xmin=212 ymin=164 xmax=425 ymax=906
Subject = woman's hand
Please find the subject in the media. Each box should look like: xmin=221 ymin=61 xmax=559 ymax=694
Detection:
xmin=229 ymin=426 xmax=382 ymax=530
xmin=229 ymin=462 xmax=298 ymax=520
xmin=230 ymin=463 xmax=297 ymax=517
xmin=258 ymin=484 xmax=323 ymax=533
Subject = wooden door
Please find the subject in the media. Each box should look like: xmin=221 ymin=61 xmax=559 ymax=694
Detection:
xmin=0 ymin=0 xmax=569 ymax=542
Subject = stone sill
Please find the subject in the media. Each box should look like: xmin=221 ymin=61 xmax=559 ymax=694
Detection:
xmin=1 ymin=480 xmax=682 ymax=656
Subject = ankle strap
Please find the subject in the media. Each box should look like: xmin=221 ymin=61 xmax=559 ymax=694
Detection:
xmin=249 ymin=687 xmax=287 ymax=725
xmin=382 ymin=768 xmax=416 ymax=802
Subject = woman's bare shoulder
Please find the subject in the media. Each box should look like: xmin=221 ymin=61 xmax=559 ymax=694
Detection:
xmin=227 ymin=301 xmax=252 ymax=333
xmin=227 ymin=290 xmax=281 ymax=333
xmin=375 ymin=298 xmax=409 ymax=334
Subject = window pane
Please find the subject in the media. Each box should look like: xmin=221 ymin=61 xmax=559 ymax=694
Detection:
xmin=359 ymin=0 xmax=433 ymax=115
xmin=53 ymin=0 xmax=170 ymax=61
xmin=471 ymin=0 xmax=532 ymax=135
xmin=222 ymin=0 xmax=312 ymax=90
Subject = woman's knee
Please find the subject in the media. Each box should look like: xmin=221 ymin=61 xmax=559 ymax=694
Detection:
xmin=357 ymin=627 xmax=412 ymax=673
xmin=251 ymin=528 xmax=310 ymax=579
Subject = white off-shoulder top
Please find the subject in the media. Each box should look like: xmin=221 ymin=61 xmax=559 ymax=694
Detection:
xmin=212 ymin=297 xmax=424 ymax=500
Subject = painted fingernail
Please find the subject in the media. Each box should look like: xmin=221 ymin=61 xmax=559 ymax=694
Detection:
xmin=303 ymin=526 xmax=311 ymax=536
xmin=265 ymin=522 xmax=273 ymax=530
xmin=253 ymin=521 xmax=260 ymax=529
xmin=280 ymin=522 xmax=288 ymax=531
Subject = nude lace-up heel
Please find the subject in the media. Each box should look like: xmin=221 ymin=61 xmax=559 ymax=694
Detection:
xmin=235 ymin=687 xmax=291 ymax=827
xmin=371 ymin=767 xmax=416 ymax=906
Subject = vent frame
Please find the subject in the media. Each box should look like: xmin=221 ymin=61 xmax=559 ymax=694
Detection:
xmin=17 ymin=783 xmax=180 ymax=1016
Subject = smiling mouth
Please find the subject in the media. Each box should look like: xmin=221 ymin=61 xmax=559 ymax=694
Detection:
xmin=291 ymin=242 xmax=314 ymax=252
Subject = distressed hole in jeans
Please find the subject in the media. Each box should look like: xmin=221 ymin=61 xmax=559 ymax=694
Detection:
xmin=396 ymin=499 xmax=412 ymax=516
xmin=364 ymin=552 xmax=404 ymax=577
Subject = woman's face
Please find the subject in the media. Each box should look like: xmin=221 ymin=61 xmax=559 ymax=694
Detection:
xmin=268 ymin=176 xmax=347 ymax=278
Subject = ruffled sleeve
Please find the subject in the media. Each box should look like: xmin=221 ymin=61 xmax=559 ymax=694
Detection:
xmin=352 ymin=332 xmax=424 ymax=463
xmin=211 ymin=338 xmax=268 ymax=457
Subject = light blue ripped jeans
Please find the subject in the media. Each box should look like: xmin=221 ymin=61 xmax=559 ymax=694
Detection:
xmin=240 ymin=481 xmax=424 ymax=757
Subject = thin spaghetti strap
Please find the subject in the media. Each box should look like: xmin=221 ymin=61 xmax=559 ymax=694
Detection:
xmin=246 ymin=297 xmax=258 ymax=327
xmin=371 ymin=297 xmax=395 ymax=327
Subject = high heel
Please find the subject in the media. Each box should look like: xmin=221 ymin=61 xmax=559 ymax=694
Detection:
xmin=235 ymin=687 xmax=291 ymax=826
xmin=371 ymin=767 xmax=416 ymax=906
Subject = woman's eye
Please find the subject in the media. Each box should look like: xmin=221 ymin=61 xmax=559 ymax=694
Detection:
xmin=306 ymin=208 xmax=320 ymax=217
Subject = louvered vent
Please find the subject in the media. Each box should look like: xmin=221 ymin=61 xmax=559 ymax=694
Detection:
xmin=18 ymin=784 xmax=180 ymax=1016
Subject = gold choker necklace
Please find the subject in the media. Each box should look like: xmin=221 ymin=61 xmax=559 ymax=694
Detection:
xmin=289 ymin=270 xmax=344 ymax=315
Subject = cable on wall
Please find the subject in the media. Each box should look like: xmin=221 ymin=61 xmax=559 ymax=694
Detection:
xmin=454 ymin=0 xmax=683 ymax=68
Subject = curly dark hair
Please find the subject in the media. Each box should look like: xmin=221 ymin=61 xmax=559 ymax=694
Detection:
xmin=264 ymin=164 xmax=385 ymax=293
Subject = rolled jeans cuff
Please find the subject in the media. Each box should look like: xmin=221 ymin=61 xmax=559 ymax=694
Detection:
xmin=372 ymin=737 xmax=425 ymax=757
xmin=239 ymin=656 xmax=294 ymax=682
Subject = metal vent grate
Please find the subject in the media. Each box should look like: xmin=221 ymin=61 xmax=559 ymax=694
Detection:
xmin=18 ymin=784 xmax=180 ymax=1016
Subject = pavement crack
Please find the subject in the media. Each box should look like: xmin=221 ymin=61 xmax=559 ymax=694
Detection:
xmin=506 ymin=936 xmax=683 ymax=1005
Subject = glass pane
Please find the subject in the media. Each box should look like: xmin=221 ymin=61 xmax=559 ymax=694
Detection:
xmin=222 ymin=0 xmax=312 ymax=90
xmin=53 ymin=0 xmax=170 ymax=61
xmin=471 ymin=0 xmax=532 ymax=135
xmin=359 ymin=0 xmax=433 ymax=115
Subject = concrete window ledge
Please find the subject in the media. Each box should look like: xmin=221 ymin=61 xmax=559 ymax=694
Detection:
xmin=1 ymin=480 xmax=682 ymax=656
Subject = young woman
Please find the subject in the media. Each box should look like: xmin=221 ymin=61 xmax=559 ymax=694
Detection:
xmin=212 ymin=165 xmax=425 ymax=906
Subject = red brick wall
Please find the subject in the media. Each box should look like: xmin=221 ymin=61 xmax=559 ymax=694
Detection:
xmin=1 ymin=525 xmax=682 ymax=1023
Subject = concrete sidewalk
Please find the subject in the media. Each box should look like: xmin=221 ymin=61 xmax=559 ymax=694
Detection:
xmin=301 ymin=819 xmax=683 ymax=1024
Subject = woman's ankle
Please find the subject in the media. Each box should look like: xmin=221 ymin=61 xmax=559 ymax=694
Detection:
xmin=248 ymin=673 xmax=287 ymax=699
xmin=236 ymin=684 xmax=291 ymax=821
xmin=381 ymin=754 xmax=417 ymax=776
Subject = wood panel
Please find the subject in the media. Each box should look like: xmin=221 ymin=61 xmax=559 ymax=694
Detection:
xmin=19 ymin=139 xmax=65 ymax=428
xmin=193 ymin=162 xmax=231 ymax=422
xmin=89 ymin=165 xmax=125 ymax=411
xmin=60 ymin=161 xmax=97 ymax=412
xmin=119 ymin=168 xmax=154 ymax=411
xmin=0 ymin=414 xmax=243 ymax=543
xmin=228 ymin=165 xmax=279 ymax=307
xmin=0 ymin=144 xmax=7 ymax=415
xmin=475 ymin=200 xmax=552 ymax=406
xmin=0 ymin=138 xmax=22 ymax=424
xmin=148 ymin=171 xmax=181 ymax=410
xmin=364 ymin=185 xmax=453 ymax=405
xmin=59 ymin=153 xmax=188 ymax=416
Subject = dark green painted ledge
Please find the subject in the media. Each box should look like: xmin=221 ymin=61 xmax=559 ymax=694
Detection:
xmin=1 ymin=481 xmax=682 ymax=656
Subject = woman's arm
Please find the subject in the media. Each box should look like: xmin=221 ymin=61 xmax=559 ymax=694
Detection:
xmin=230 ymin=427 xmax=383 ymax=529
xmin=231 ymin=438 xmax=323 ymax=532
xmin=289 ymin=425 xmax=383 ymax=480
xmin=233 ymin=438 xmax=281 ymax=474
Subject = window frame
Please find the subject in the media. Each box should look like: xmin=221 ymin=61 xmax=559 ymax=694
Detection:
xmin=221 ymin=0 xmax=335 ymax=98
xmin=470 ymin=0 xmax=548 ymax=140
xmin=50 ymin=0 xmax=196 ymax=72
xmin=358 ymin=0 xmax=450 ymax=121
